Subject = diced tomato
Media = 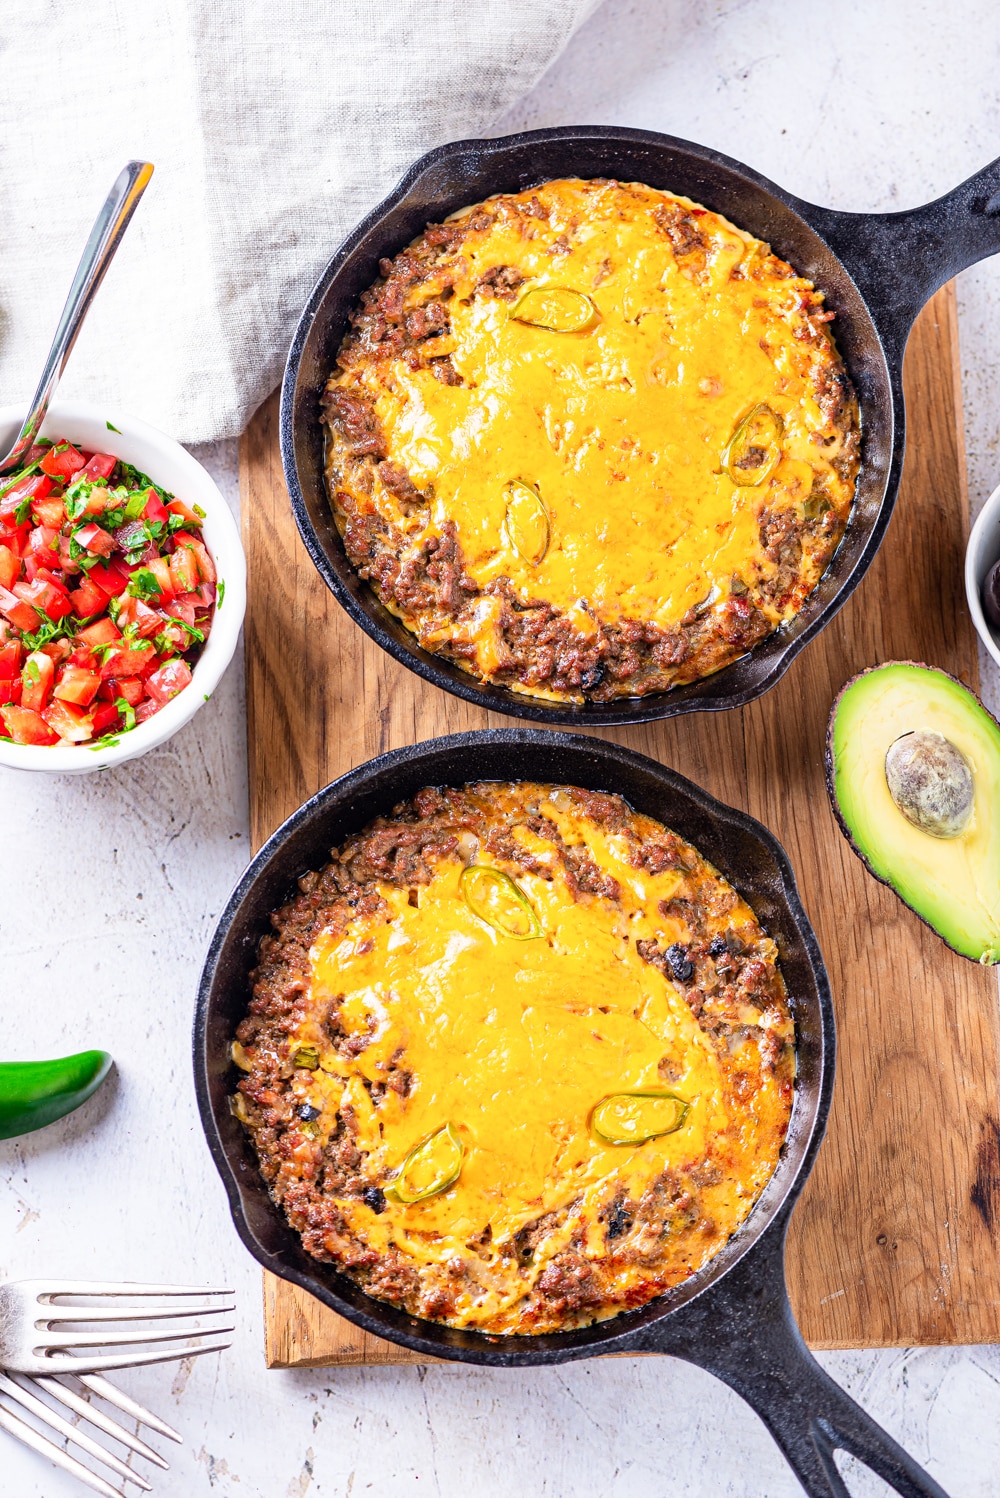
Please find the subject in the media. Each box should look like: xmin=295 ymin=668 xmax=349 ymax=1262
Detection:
xmin=164 ymin=596 xmax=196 ymax=626
xmin=43 ymin=698 xmax=95 ymax=743
xmin=139 ymin=488 xmax=169 ymax=525
xmin=75 ymin=484 xmax=113 ymax=518
xmin=0 ymin=675 xmax=20 ymax=706
xmin=13 ymin=577 xmax=73 ymax=622
xmin=36 ymin=566 xmax=70 ymax=597
xmin=0 ymin=473 xmax=52 ymax=518
xmin=166 ymin=499 xmax=203 ymax=529
xmin=145 ymin=658 xmax=193 ymax=705
xmin=77 ymin=616 xmax=121 ymax=647
xmin=40 ymin=639 xmax=72 ymax=666
xmin=145 ymin=557 xmax=174 ymax=599
xmin=40 ymin=442 xmax=86 ymax=480
xmin=23 ymin=525 xmax=60 ymax=573
xmin=116 ymin=595 xmax=162 ymax=638
xmin=70 ymin=577 xmax=110 ymax=618
xmin=87 ymin=558 xmax=130 ymax=594
xmin=0 ymin=546 xmax=19 ymax=590
xmin=31 ymin=496 xmax=66 ymax=529
xmin=101 ymin=676 xmax=144 ymax=706
xmin=0 ymin=640 xmax=22 ymax=674
xmin=79 ymin=453 xmax=117 ymax=482
xmin=168 ymin=547 xmax=199 ymax=594
xmin=99 ymin=642 xmax=156 ymax=680
xmin=90 ymin=702 xmax=120 ymax=735
xmin=0 ymin=585 xmax=40 ymax=632
xmin=57 ymin=534 xmax=82 ymax=574
xmin=0 ymin=703 xmax=58 ymax=744
xmin=189 ymin=537 xmax=216 ymax=584
xmin=20 ymin=650 xmax=55 ymax=711
xmin=134 ymin=698 xmax=161 ymax=724
xmin=74 ymin=522 xmax=116 ymax=558
xmin=0 ymin=522 xmax=28 ymax=557
xmin=196 ymin=582 xmax=216 ymax=607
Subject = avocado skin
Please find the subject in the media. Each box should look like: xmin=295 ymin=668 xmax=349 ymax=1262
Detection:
xmin=825 ymin=660 xmax=1000 ymax=965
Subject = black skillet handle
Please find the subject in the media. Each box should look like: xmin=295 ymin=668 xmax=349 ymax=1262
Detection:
xmin=639 ymin=1233 xmax=950 ymax=1498
xmin=797 ymin=154 xmax=1000 ymax=355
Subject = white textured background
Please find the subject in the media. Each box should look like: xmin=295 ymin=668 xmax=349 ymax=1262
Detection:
xmin=4 ymin=1 xmax=1000 ymax=1494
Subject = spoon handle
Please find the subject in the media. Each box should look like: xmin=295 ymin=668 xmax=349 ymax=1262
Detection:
xmin=0 ymin=160 xmax=154 ymax=473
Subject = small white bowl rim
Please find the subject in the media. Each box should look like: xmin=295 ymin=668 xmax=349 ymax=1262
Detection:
xmin=0 ymin=399 xmax=246 ymax=774
xmin=965 ymin=480 xmax=1000 ymax=674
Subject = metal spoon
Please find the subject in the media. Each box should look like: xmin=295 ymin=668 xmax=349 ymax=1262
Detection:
xmin=0 ymin=160 xmax=154 ymax=474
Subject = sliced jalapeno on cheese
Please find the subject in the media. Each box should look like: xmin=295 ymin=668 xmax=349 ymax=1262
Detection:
xmin=722 ymin=404 xmax=783 ymax=487
xmin=590 ymin=1089 xmax=689 ymax=1145
xmin=292 ymin=1045 xmax=320 ymax=1070
xmin=387 ymin=1122 xmax=464 ymax=1203
xmin=504 ymin=481 xmax=549 ymax=566
xmin=461 ymin=864 xmax=541 ymax=939
xmin=510 ymin=286 xmax=596 ymax=333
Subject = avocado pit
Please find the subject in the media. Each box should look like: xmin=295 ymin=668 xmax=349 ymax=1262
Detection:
xmin=884 ymin=729 xmax=973 ymax=839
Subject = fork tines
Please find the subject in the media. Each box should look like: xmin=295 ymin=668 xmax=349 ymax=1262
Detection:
xmin=23 ymin=1281 xmax=234 ymax=1375
xmin=0 ymin=1369 xmax=180 ymax=1497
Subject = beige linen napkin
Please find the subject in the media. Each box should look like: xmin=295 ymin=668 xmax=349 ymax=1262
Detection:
xmin=0 ymin=0 xmax=599 ymax=442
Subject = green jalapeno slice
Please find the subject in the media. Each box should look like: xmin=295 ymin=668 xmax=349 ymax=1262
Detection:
xmin=460 ymin=864 xmax=541 ymax=939
xmin=292 ymin=1045 xmax=320 ymax=1070
xmin=590 ymin=1089 xmax=689 ymax=1146
xmin=510 ymin=286 xmax=596 ymax=333
xmin=722 ymin=404 xmax=783 ymax=487
xmin=504 ymin=481 xmax=550 ymax=566
xmin=387 ymin=1122 xmax=464 ymax=1203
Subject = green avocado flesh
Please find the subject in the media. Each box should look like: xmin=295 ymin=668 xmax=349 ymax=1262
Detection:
xmin=828 ymin=662 xmax=1000 ymax=964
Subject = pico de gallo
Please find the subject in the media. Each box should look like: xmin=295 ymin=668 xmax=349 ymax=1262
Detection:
xmin=0 ymin=437 xmax=218 ymax=747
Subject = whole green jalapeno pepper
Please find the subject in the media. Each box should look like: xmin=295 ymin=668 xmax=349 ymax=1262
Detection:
xmin=0 ymin=1050 xmax=113 ymax=1140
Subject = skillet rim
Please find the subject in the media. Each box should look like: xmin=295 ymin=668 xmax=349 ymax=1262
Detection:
xmin=279 ymin=123 xmax=901 ymax=728
xmin=194 ymin=728 xmax=835 ymax=1365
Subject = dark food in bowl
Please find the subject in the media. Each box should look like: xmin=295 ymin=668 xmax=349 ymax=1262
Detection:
xmin=231 ymin=779 xmax=794 ymax=1334
xmin=982 ymin=558 xmax=1000 ymax=631
xmin=321 ymin=177 xmax=859 ymax=705
xmin=0 ymin=438 xmax=217 ymax=746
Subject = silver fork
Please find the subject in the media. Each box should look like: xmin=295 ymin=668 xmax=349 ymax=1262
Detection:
xmin=0 ymin=1367 xmax=183 ymax=1496
xmin=0 ymin=1281 xmax=234 ymax=1374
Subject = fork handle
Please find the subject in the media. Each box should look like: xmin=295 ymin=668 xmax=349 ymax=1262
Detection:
xmin=0 ymin=160 xmax=153 ymax=473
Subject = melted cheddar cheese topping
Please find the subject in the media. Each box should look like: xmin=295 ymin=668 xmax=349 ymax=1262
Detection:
xmin=272 ymin=784 xmax=794 ymax=1334
xmin=324 ymin=179 xmax=858 ymax=702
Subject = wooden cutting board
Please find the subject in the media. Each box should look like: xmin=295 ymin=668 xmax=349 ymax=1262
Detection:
xmin=240 ymin=284 xmax=1000 ymax=1368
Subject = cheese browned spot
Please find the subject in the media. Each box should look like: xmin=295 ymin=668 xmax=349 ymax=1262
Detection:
xmin=235 ymin=783 xmax=795 ymax=1335
xmin=322 ymin=178 xmax=859 ymax=703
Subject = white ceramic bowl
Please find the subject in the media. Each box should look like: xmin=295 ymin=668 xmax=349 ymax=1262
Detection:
xmin=966 ymin=480 xmax=1000 ymax=674
xmin=0 ymin=400 xmax=245 ymax=774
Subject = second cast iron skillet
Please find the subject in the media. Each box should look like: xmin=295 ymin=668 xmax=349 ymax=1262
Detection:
xmin=196 ymin=732 xmax=948 ymax=1498
xmin=281 ymin=125 xmax=1000 ymax=728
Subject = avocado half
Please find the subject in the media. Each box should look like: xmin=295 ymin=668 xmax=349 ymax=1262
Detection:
xmin=826 ymin=661 xmax=1000 ymax=964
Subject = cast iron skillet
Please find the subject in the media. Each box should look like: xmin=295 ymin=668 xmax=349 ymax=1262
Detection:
xmin=195 ymin=731 xmax=948 ymax=1498
xmin=281 ymin=125 xmax=1000 ymax=728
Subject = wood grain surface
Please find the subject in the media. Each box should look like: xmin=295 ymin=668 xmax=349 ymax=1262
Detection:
xmin=240 ymin=284 xmax=1000 ymax=1368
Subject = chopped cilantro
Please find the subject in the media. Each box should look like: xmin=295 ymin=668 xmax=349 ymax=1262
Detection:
xmin=166 ymin=513 xmax=185 ymax=534
xmin=89 ymin=734 xmax=121 ymax=750
xmin=217 ymin=579 xmax=225 ymax=609
xmin=91 ymin=640 xmax=119 ymax=663
xmin=20 ymin=617 xmax=74 ymax=652
xmin=127 ymin=568 xmax=161 ymax=601
xmin=107 ymin=595 xmax=122 ymax=623
xmin=115 ymin=459 xmax=174 ymax=504
xmin=14 ymin=495 xmax=33 ymax=525
xmin=170 ymin=618 xmax=205 ymax=644
xmin=124 ymin=491 xmax=148 ymax=521
xmin=115 ymin=697 xmax=136 ymax=731
xmin=106 ymin=420 xmax=121 ymax=433
xmin=24 ymin=659 xmax=40 ymax=684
